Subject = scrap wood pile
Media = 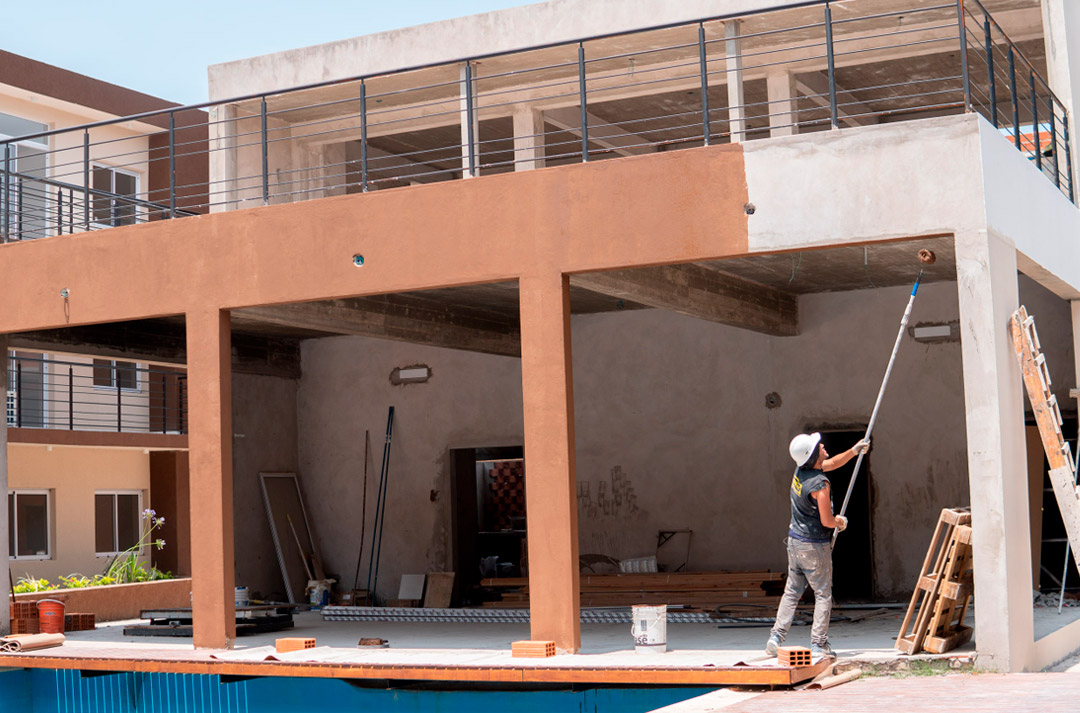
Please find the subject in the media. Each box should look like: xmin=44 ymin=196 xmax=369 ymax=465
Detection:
xmin=481 ymin=570 xmax=784 ymax=609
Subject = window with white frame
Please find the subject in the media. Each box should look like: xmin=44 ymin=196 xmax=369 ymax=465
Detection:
xmin=8 ymin=490 xmax=51 ymax=559
xmin=91 ymin=165 xmax=138 ymax=227
xmin=95 ymin=491 xmax=142 ymax=555
xmin=92 ymin=359 xmax=139 ymax=391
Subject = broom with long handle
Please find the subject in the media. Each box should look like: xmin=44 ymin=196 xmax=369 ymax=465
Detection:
xmin=833 ymin=249 xmax=936 ymax=544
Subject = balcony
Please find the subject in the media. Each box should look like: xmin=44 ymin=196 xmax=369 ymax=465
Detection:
xmin=6 ymin=353 xmax=187 ymax=440
xmin=0 ymin=0 xmax=1071 ymax=246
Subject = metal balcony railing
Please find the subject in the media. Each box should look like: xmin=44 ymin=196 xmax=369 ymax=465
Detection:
xmin=6 ymin=354 xmax=187 ymax=435
xmin=0 ymin=0 xmax=1071 ymax=246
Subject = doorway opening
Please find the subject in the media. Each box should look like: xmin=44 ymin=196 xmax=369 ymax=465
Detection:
xmin=814 ymin=428 xmax=875 ymax=602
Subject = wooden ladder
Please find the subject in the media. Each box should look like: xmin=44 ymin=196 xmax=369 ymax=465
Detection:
xmin=1010 ymin=307 xmax=1080 ymax=572
xmin=896 ymin=507 xmax=974 ymax=655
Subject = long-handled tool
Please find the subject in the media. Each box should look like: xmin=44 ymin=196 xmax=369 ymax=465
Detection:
xmin=365 ymin=406 xmax=396 ymax=605
xmin=834 ymin=248 xmax=936 ymax=544
xmin=352 ymin=429 xmax=371 ymax=593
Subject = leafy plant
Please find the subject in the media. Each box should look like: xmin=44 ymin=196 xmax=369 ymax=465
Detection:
xmin=13 ymin=575 xmax=59 ymax=593
xmin=102 ymin=509 xmax=171 ymax=584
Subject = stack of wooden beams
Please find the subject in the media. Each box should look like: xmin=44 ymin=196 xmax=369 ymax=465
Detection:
xmin=481 ymin=570 xmax=784 ymax=609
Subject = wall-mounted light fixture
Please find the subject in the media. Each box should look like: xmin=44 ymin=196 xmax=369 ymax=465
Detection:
xmin=910 ymin=322 xmax=958 ymax=343
xmin=390 ymin=365 xmax=431 ymax=385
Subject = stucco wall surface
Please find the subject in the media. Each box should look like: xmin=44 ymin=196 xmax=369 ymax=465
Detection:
xmin=7 ymin=445 xmax=150 ymax=583
xmin=288 ymin=273 xmax=1073 ymax=602
xmin=231 ymin=372 xmax=299 ymax=600
xmin=14 ymin=577 xmax=192 ymax=622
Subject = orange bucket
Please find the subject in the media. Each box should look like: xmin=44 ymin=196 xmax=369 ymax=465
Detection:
xmin=37 ymin=599 xmax=65 ymax=634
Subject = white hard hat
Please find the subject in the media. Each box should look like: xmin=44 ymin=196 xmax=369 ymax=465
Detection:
xmin=789 ymin=432 xmax=822 ymax=467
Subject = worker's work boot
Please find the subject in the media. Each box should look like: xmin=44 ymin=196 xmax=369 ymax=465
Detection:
xmin=764 ymin=634 xmax=782 ymax=657
xmin=810 ymin=641 xmax=836 ymax=659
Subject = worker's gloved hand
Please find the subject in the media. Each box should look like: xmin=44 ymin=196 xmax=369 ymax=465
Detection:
xmin=834 ymin=515 xmax=848 ymax=532
xmin=853 ymin=439 xmax=871 ymax=455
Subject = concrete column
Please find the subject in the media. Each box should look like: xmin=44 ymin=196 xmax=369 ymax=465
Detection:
xmin=955 ymin=230 xmax=1032 ymax=672
xmin=208 ymin=104 xmax=238 ymax=213
xmin=766 ymin=71 xmax=798 ymax=138
xmin=518 ymin=271 xmax=580 ymax=652
xmin=725 ymin=21 xmax=746 ymax=142
xmin=460 ymin=64 xmax=479 ymax=178
xmin=186 ymin=309 xmax=236 ymax=648
xmin=512 ymin=105 xmax=546 ymax=172
xmin=0 ymin=336 xmax=8 ymax=637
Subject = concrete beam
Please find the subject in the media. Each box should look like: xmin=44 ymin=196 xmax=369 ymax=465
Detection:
xmin=795 ymin=71 xmax=876 ymax=127
xmin=358 ymin=146 xmax=453 ymax=185
xmin=236 ymin=297 xmax=521 ymax=357
xmin=571 ymin=263 xmax=798 ymax=337
xmin=543 ymin=107 xmax=654 ymax=157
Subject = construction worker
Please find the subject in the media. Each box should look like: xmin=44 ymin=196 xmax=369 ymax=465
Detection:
xmin=765 ymin=432 xmax=870 ymax=660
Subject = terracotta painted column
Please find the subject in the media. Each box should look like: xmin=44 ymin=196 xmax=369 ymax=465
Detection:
xmin=955 ymin=230 xmax=1032 ymax=671
xmin=519 ymin=271 xmax=580 ymax=652
xmin=186 ymin=309 xmax=236 ymax=648
xmin=0 ymin=336 xmax=8 ymax=636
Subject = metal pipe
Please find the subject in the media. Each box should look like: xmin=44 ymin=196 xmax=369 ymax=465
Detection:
xmin=83 ymin=130 xmax=91 ymax=230
xmin=578 ymin=42 xmax=590 ymax=159
xmin=68 ymin=366 xmax=73 ymax=430
xmin=465 ymin=62 xmax=477 ymax=177
xmin=984 ymin=16 xmax=997 ymax=127
xmin=1032 ymin=72 xmax=1041 ymax=171
xmin=835 ymin=271 xmax=925 ymax=540
xmin=169 ymin=112 xmax=177 ymax=218
xmin=366 ymin=406 xmax=396 ymax=605
xmin=1066 ymin=119 xmax=1074 ymax=203
xmin=825 ymin=2 xmax=839 ymax=129
xmin=16 ymin=360 xmax=22 ymax=429
xmin=360 ymin=80 xmax=369 ymax=192
xmin=699 ymin=23 xmax=712 ymax=146
xmin=261 ymin=97 xmax=270 ymax=205
xmin=1051 ymin=105 xmax=1060 ymax=188
xmin=1009 ymin=47 xmax=1020 ymax=149
xmin=957 ymin=0 xmax=971 ymax=111
xmin=2 ymin=144 xmax=9 ymax=243
xmin=117 ymin=368 xmax=123 ymax=432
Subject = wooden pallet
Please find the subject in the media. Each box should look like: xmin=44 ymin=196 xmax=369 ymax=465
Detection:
xmin=1011 ymin=307 xmax=1080 ymax=569
xmin=896 ymin=508 xmax=973 ymax=655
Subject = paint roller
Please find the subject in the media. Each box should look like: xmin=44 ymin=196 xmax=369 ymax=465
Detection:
xmin=833 ymin=248 xmax=936 ymax=543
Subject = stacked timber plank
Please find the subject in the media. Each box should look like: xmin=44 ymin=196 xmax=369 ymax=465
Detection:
xmin=481 ymin=570 xmax=784 ymax=609
xmin=896 ymin=507 xmax=973 ymax=655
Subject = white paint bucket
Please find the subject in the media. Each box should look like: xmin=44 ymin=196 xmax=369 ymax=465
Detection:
xmin=235 ymin=586 xmax=249 ymax=608
xmin=631 ymin=604 xmax=667 ymax=654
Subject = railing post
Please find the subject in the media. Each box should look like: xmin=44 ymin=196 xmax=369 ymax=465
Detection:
xmin=578 ymin=42 xmax=589 ymax=160
xmin=161 ymin=372 xmax=168 ymax=434
xmin=698 ymin=23 xmax=711 ymax=146
xmin=1009 ymin=47 xmax=1020 ymax=149
xmin=260 ymin=97 xmax=270 ymax=205
xmin=957 ymin=0 xmax=972 ymax=112
xmin=984 ymin=16 xmax=997 ymax=128
xmin=824 ymin=2 xmax=839 ymax=129
xmin=117 ymin=367 xmax=123 ymax=432
xmin=1065 ymin=118 xmax=1074 ymax=202
xmin=1050 ymin=103 xmax=1060 ymax=188
xmin=16 ymin=177 xmax=23 ymax=239
xmin=1 ymin=143 xmax=9 ymax=243
xmin=465 ymin=62 xmax=477 ymax=177
xmin=15 ymin=360 xmax=22 ymax=429
xmin=68 ymin=366 xmax=73 ymax=430
xmin=1031 ymin=72 xmax=1041 ymax=171
xmin=360 ymin=80 xmax=369 ymax=192
xmin=83 ymin=130 xmax=91 ymax=230
xmin=56 ymin=188 xmax=62 ymax=236
xmin=169 ymin=112 xmax=177 ymax=219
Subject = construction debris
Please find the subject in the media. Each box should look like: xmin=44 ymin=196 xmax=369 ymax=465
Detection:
xmin=512 ymin=640 xmax=556 ymax=658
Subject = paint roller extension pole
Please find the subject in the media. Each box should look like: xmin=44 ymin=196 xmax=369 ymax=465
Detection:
xmin=365 ymin=406 xmax=395 ymax=605
xmin=834 ymin=249 xmax=935 ymax=544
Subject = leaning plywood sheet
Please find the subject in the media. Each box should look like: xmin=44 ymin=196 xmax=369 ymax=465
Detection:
xmin=260 ymin=472 xmax=318 ymax=603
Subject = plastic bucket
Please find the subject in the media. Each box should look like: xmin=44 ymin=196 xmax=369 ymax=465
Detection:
xmin=37 ymin=599 xmax=65 ymax=634
xmin=235 ymin=586 xmax=250 ymax=608
xmin=631 ymin=604 xmax=667 ymax=654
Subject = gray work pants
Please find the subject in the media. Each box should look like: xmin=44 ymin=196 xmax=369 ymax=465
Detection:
xmin=770 ymin=538 xmax=833 ymax=646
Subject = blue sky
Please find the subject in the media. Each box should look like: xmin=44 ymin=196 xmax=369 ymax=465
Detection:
xmin=8 ymin=1 xmax=530 ymax=106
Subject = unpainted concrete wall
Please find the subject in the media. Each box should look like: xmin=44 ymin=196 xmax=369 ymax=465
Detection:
xmin=231 ymin=372 xmax=299 ymax=600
